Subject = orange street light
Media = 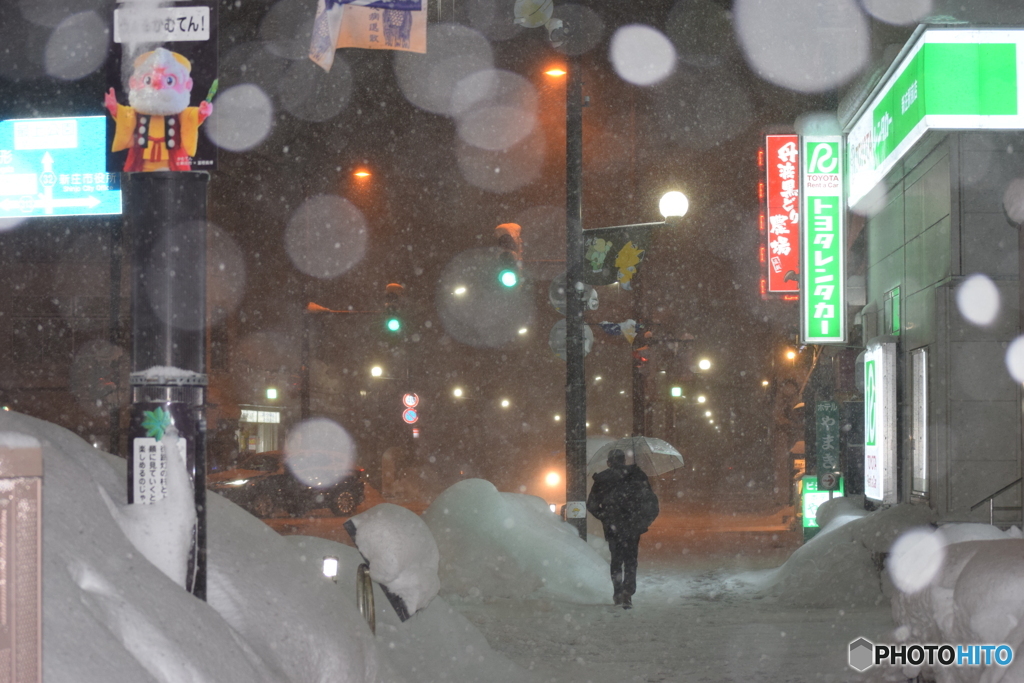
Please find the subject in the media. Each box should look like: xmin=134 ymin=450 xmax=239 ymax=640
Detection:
xmin=545 ymin=67 xmax=567 ymax=77
xmin=353 ymin=169 xmax=371 ymax=178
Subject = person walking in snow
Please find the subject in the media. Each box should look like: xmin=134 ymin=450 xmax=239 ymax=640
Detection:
xmin=586 ymin=448 xmax=659 ymax=609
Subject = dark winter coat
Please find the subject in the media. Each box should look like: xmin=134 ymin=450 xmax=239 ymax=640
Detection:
xmin=586 ymin=464 xmax=659 ymax=536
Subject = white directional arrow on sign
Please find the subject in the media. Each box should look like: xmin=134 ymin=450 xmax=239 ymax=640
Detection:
xmin=0 ymin=195 xmax=102 ymax=212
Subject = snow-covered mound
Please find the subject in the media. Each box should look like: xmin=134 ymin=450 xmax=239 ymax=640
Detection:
xmin=422 ymin=479 xmax=612 ymax=603
xmin=737 ymin=498 xmax=937 ymax=608
xmin=1 ymin=410 xmax=534 ymax=683
xmin=347 ymin=503 xmax=441 ymax=616
xmin=888 ymin=523 xmax=1024 ymax=683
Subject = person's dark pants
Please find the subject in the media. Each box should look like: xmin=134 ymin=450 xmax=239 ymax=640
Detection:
xmin=606 ymin=531 xmax=641 ymax=599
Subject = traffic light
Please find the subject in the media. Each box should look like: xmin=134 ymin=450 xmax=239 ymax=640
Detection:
xmin=383 ymin=282 xmax=405 ymax=334
xmin=494 ymin=223 xmax=523 ymax=288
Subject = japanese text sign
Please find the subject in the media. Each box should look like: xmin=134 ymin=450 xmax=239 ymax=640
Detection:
xmin=800 ymin=136 xmax=846 ymax=344
xmin=864 ymin=338 xmax=897 ymax=503
xmin=0 ymin=116 xmax=122 ymax=219
xmin=848 ymin=28 xmax=1024 ymax=208
xmin=815 ymin=399 xmax=841 ymax=484
xmin=765 ymin=134 xmax=800 ymax=293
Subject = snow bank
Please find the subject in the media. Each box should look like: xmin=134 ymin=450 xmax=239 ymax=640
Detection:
xmin=888 ymin=523 xmax=1024 ymax=683
xmin=290 ymin=535 xmax=533 ymax=683
xmin=737 ymin=501 xmax=936 ymax=608
xmin=347 ymin=503 xmax=441 ymax=616
xmin=422 ymin=479 xmax=612 ymax=603
xmin=101 ymin=429 xmax=196 ymax=588
xmin=2 ymin=409 xmax=536 ymax=683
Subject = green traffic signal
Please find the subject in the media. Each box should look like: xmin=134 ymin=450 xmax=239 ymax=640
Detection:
xmin=385 ymin=316 xmax=401 ymax=333
xmin=498 ymin=269 xmax=519 ymax=288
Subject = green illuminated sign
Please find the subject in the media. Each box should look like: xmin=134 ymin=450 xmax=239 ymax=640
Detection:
xmin=848 ymin=29 xmax=1024 ymax=207
xmin=800 ymin=136 xmax=846 ymax=344
xmin=802 ymin=475 xmax=844 ymax=528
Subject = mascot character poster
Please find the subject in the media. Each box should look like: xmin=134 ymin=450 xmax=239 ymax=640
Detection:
xmin=106 ymin=0 xmax=218 ymax=173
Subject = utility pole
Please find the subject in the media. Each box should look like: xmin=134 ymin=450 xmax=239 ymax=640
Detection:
xmin=126 ymin=172 xmax=209 ymax=600
xmin=564 ymin=50 xmax=587 ymax=540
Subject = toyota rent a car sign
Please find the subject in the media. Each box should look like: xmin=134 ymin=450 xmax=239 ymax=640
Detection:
xmin=800 ymin=136 xmax=846 ymax=344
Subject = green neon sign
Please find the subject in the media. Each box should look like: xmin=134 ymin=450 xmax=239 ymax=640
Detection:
xmin=802 ymin=475 xmax=845 ymax=528
xmin=848 ymin=29 xmax=1024 ymax=207
xmin=801 ymin=136 xmax=846 ymax=344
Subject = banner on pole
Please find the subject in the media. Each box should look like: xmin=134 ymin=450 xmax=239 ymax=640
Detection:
xmin=310 ymin=0 xmax=426 ymax=72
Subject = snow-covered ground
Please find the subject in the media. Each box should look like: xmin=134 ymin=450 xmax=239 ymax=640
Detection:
xmin=5 ymin=408 xmax=1024 ymax=683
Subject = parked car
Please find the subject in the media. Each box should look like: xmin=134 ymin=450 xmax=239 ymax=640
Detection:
xmin=208 ymin=450 xmax=366 ymax=517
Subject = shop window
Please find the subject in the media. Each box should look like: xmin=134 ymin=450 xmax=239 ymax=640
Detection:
xmin=884 ymin=287 xmax=900 ymax=335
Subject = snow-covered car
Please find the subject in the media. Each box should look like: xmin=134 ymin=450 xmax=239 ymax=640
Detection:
xmin=208 ymin=450 xmax=366 ymax=517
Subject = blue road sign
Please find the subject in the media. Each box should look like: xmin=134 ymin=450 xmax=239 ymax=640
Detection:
xmin=0 ymin=116 xmax=122 ymax=219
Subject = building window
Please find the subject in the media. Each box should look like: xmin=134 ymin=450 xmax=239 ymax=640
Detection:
xmin=911 ymin=347 xmax=928 ymax=497
xmin=884 ymin=287 xmax=900 ymax=335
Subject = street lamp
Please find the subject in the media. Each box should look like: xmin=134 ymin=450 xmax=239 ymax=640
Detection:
xmin=541 ymin=21 xmax=690 ymax=539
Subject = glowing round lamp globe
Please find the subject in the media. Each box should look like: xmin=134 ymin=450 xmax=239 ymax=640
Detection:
xmin=659 ymin=191 xmax=689 ymax=218
xmin=514 ymin=0 xmax=553 ymax=28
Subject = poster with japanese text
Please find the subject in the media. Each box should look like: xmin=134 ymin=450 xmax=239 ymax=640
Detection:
xmin=106 ymin=0 xmax=218 ymax=173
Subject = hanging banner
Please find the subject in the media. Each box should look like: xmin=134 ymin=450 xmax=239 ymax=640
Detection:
xmin=309 ymin=0 xmax=426 ymax=73
xmin=106 ymin=0 xmax=219 ymax=173
xmin=581 ymin=227 xmax=653 ymax=290
xmin=765 ymin=134 xmax=800 ymax=293
xmin=800 ymin=136 xmax=846 ymax=344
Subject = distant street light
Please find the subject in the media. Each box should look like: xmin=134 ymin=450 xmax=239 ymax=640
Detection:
xmin=697 ymin=395 xmax=707 ymax=403
xmin=698 ymin=358 xmax=712 ymax=371
xmin=501 ymin=399 xmax=510 ymax=408
xmin=453 ymin=387 xmax=463 ymax=398
xmin=371 ymin=366 xmax=383 ymax=377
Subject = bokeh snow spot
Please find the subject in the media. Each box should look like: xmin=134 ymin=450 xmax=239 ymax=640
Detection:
xmin=452 ymin=69 xmax=538 ymax=151
xmin=436 ymin=248 xmax=535 ymax=348
xmin=456 ymin=133 xmax=545 ymax=193
xmin=207 ymin=224 xmax=247 ymax=325
xmin=284 ymin=418 xmax=357 ymax=488
xmin=285 ymin=194 xmax=367 ymax=279
xmin=861 ymin=0 xmax=932 ymax=25
xmin=394 ymin=24 xmax=494 ymax=116
xmin=609 ymin=25 xmax=676 ymax=86
xmin=0 ymin=218 xmax=26 ymax=233
xmin=956 ymin=274 xmax=1000 ymax=327
xmin=1005 ymin=336 xmax=1024 ymax=383
xmin=204 ymin=84 xmax=274 ymax=152
xmin=888 ymin=528 xmax=945 ymax=594
xmin=734 ymin=0 xmax=868 ymax=93
xmin=1002 ymin=177 xmax=1024 ymax=225
xmin=45 ymin=11 xmax=108 ymax=81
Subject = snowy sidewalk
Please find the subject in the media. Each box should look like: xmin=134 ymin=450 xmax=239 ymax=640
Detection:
xmin=451 ymin=542 xmax=894 ymax=683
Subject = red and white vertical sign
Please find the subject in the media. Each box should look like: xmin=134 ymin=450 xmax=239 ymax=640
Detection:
xmin=765 ymin=135 xmax=800 ymax=293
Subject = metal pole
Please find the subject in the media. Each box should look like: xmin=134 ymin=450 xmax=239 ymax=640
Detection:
xmin=565 ymin=52 xmax=587 ymax=539
xmin=631 ymin=270 xmax=646 ymax=437
xmin=125 ymin=171 xmax=209 ymax=599
xmin=301 ymin=310 xmax=311 ymax=421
